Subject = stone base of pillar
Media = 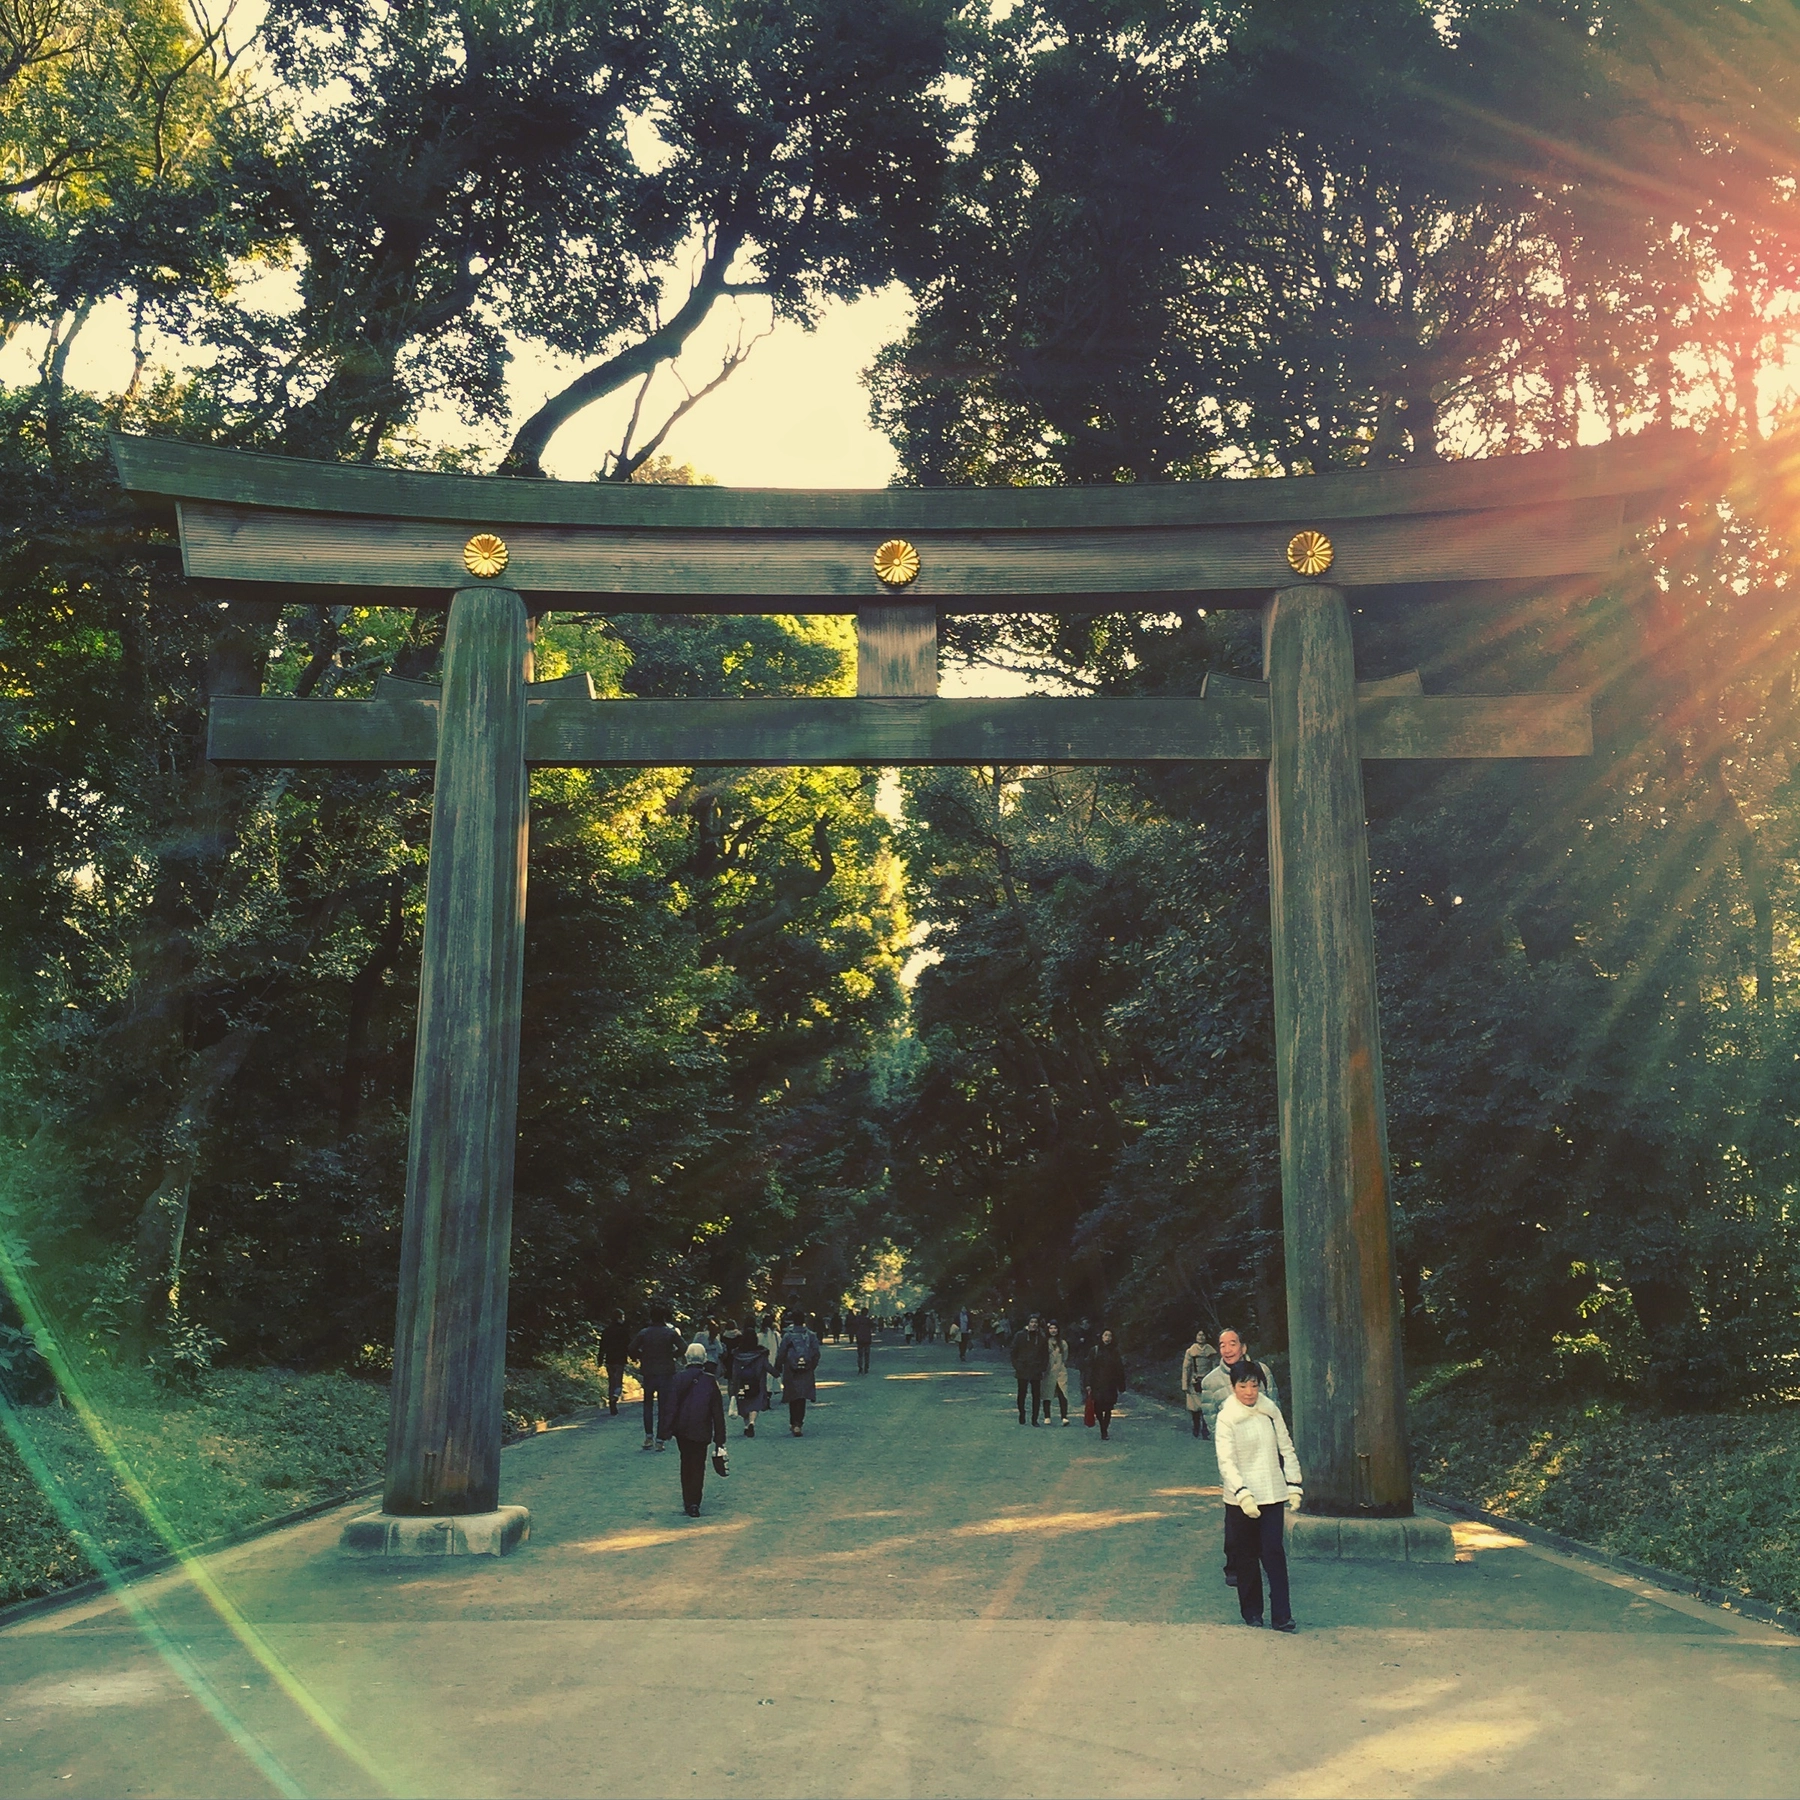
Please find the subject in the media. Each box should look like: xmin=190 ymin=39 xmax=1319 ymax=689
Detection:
xmin=340 ymin=1506 xmax=530 ymax=1557
xmin=1289 ymin=1514 xmax=1456 ymax=1562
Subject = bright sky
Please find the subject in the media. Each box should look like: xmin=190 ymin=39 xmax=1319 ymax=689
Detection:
xmin=2 ymin=284 xmax=914 ymax=489
xmin=515 ymin=286 xmax=914 ymax=489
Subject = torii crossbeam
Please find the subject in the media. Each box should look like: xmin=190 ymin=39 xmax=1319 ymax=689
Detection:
xmin=114 ymin=432 xmax=1691 ymax=1556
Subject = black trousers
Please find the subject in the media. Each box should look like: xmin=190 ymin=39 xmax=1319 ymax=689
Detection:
xmin=606 ymin=1362 xmax=624 ymax=1409
xmin=789 ymin=1397 xmax=807 ymax=1428
xmin=1225 ymin=1503 xmax=1292 ymax=1624
xmin=855 ymin=1343 xmax=871 ymax=1372
xmin=676 ymin=1436 xmax=711 ymax=1510
xmin=641 ymin=1371 xmax=670 ymax=1436
xmin=1016 ymin=1377 xmax=1041 ymax=1421
xmin=958 ymin=1336 xmax=969 ymax=1360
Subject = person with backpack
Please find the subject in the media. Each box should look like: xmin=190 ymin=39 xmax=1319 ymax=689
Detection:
xmin=723 ymin=1321 xmax=770 ymax=1438
xmin=1011 ymin=1315 xmax=1050 ymax=1425
xmin=1212 ymin=1362 xmax=1303 ymax=1630
xmin=659 ymin=1342 xmax=730 ymax=1516
xmin=1085 ymin=1328 xmax=1126 ymax=1440
xmin=1181 ymin=1328 xmax=1218 ymax=1439
xmin=629 ymin=1305 xmax=685 ymax=1450
xmin=599 ymin=1311 xmax=631 ymax=1416
xmin=774 ymin=1312 xmax=822 ymax=1435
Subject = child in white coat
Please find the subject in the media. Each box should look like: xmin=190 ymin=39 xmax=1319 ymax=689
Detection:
xmin=1211 ymin=1365 xmax=1303 ymax=1630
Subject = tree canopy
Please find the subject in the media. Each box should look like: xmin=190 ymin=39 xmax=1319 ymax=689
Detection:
xmin=2 ymin=0 xmax=1798 ymax=1402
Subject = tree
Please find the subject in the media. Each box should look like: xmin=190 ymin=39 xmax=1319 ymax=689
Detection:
xmin=183 ymin=0 xmax=963 ymax=469
xmin=875 ymin=0 xmax=1800 ymax=1390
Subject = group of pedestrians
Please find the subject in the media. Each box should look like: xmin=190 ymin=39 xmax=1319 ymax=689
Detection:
xmin=607 ymin=1296 xmax=1304 ymax=1632
xmin=603 ymin=1307 xmax=840 ymax=1517
xmin=1185 ymin=1324 xmax=1300 ymax=1632
xmin=1007 ymin=1315 xmax=1127 ymax=1438
xmin=1003 ymin=1308 xmax=1301 ymax=1629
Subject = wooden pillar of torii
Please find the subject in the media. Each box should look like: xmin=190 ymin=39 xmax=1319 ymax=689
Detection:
xmin=114 ymin=432 xmax=1691 ymax=1554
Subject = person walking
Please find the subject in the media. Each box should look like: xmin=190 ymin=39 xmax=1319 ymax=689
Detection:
xmin=1181 ymin=1328 xmax=1217 ymax=1440
xmin=1198 ymin=1328 xmax=1279 ymax=1435
xmin=1043 ymin=1321 xmax=1073 ymax=1424
xmin=599 ymin=1311 xmax=631 ymax=1416
xmin=1011 ymin=1314 xmax=1049 ymax=1425
xmin=1085 ymin=1328 xmax=1126 ymax=1440
xmin=659 ymin=1342 xmax=730 ymax=1516
xmin=957 ymin=1306 xmax=972 ymax=1361
xmin=1212 ymin=1363 xmax=1303 ymax=1630
xmin=775 ymin=1311 xmax=822 ymax=1435
xmin=1198 ymin=1326 xmax=1278 ymax=1580
xmin=851 ymin=1308 xmax=874 ymax=1374
xmin=723 ymin=1320 xmax=770 ymax=1437
xmin=629 ymin=1305 xmax=685 ymax=1450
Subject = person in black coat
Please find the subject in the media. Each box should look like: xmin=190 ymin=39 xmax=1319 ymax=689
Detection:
xmin=659 ymin=1343 xmax=728 ymax=1515
xmin=599 ymin=1312 xmax=631 ymax=1416
xmin=1086 ymin=1328 xmax=1126 ymax=1440
xmin=774 ymin=1313 xmax=823 ymax=1435
xmin=629 ymin=1305 xmax=686 ymax=1450
xmin=850 ymin=1308 xmax=875 ymax=1373
xmin=723 ymin=1323 xmax=770 ymax=1437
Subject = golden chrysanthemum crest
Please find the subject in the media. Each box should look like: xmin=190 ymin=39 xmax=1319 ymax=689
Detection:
xmin=873 ymin=538 xmax=921 ymax=588
xmin=463 ymin=532 xmax=510 ymax=579
xmin=1285 ymin=529 xmax=1334 ymax=577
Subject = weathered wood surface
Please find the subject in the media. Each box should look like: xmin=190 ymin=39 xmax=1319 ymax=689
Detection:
xmin=114 ymin=429 xmax=1703 ymax=530
xmin=385 ymin=584 xmax=530 ymax=1518
xmin=1264 ymin=583 xmax=1412 ymax=1518
xmin=857 ymin=603 xmax=938 ymax=696
xmin=208 ymin=689 xmax=1591 ymax=767
xmin=172 ymin=495 xmax=1629 ymax=600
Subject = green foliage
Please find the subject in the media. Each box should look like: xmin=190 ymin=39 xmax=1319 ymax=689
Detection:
xmin=0 ymin=1356 xmax=391 ymax=1604
xmin=872 ymin=0 xmax=1800 ymax=482
xmin=145 ymin=1312 xmax=222 ymax=1394
xmin=877 ymin=0 xmax=1800 ymax=1395
xmin=1410 ymin=1364 xmax=1800 ymax=1613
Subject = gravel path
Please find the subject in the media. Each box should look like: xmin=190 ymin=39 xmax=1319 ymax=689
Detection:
xmin=3 ymin=1338 xmax=1796 ymax=1798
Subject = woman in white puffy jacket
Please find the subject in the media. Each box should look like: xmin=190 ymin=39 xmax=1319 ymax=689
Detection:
xmin=1211 ymin=1364 xmax=1303 ymax=1631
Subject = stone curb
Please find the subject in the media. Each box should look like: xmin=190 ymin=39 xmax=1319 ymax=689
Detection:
xmin=1418 ymin=1488 xmax=1798 ymax=1636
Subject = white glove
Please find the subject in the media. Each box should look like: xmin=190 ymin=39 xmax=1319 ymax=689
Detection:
xmin=1287 ymin=1488 xmax=1304 ymax=1511
xmin=1238 ymin=1493 xmax=1260 ymax=1519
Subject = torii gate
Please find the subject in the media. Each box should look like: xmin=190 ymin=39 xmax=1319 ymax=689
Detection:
xmin=113 ymin=432 xmax=1686 ymax=1558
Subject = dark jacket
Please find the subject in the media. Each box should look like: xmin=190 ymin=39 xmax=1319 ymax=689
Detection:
xmin=725 ymin=1337 xmax=770 ymax=1411
xmin=1086 ymin=1341 xmax=1126 ymax=1406
xmin=630 ymin=1322 xmax=684 ymax=1378
xmin=1010 ymin=1328 xmax=1050 ymax=1381
xmin=660 ymin=1366 xmax=727 ymax=1445
xmin=774 ymin=1326 xmax=822 ymax=1402
xmin=599 ymin=1319 xmax=631 ymax=1365
xmin=850 ymin=1313 xmax=874 ymax=1348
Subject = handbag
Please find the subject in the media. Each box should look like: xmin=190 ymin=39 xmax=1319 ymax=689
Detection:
xmin=1084 ymin=1392 xmax=1096 ymax=1428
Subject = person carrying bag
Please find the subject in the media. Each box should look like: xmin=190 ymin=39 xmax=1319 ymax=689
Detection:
xmin=1181 ymin=1329 xmax=1217 ymax=1440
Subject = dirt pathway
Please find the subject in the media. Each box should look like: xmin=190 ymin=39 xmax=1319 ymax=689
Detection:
xmin=2 ymin=1338 xmax=1796 ymax=1797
